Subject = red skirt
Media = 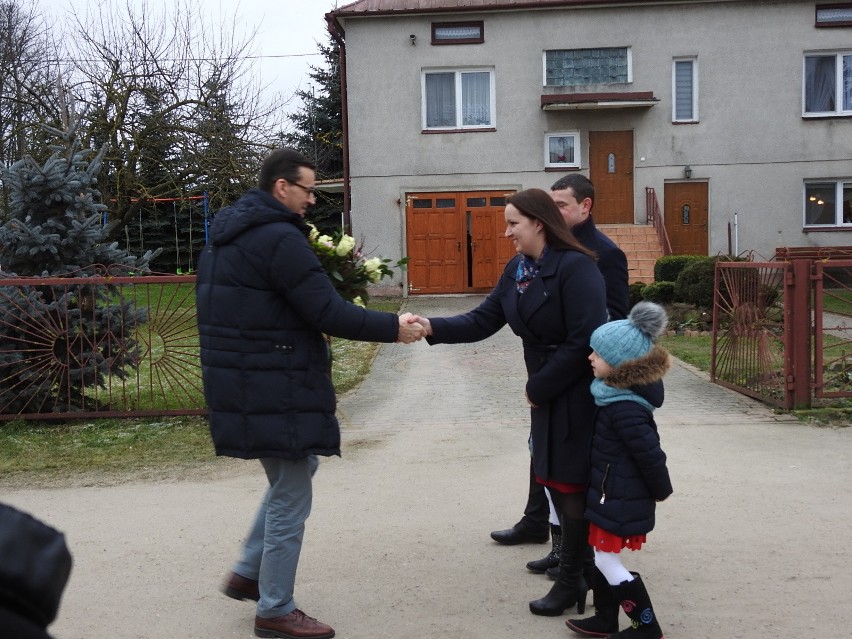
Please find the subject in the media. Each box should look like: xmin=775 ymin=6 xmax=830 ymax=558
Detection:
xmin=536 ymin=477 xmax=586 ymax=494
xmin=589 ymin=522 xmax=646 ymax=552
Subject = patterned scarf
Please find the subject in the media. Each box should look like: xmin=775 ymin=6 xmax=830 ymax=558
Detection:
xmin=515 ymin=245 xmax=549 ymax=294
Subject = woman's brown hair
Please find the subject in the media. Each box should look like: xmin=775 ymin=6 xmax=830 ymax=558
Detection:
xmin=506 ymin=188 xmax=595 ymax=259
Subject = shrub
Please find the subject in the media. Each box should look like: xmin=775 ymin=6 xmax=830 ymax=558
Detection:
xmin=628 ymin=282 xmax=646 ymax=309
xmin=654 ymin=255 xmax=706 ymax=283
xmin=674 ymin=257 xmax=717 ymax=307
xmin=642 ymin=281 xmax=676 ymax=304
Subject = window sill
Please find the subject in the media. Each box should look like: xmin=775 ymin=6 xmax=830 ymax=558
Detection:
xmin=544 ymin=166 xmax=581 ymax=172
xmin=803 ymin=226 xmax=852 ymax=232
xmin=422 ymin=128 xmax=496 ymax=134
xmin=802 ymin=114 xmax=852 ymax=120
xmin=672 ymin=120 xmax=699 ymax=125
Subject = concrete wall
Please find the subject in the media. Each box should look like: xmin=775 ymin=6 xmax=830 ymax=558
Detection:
xmin=338 ymin=0 xmax=852 ymax=287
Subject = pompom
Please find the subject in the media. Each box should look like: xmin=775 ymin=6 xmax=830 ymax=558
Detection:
xmin=628 ymin=301 xmax=668 ymax=340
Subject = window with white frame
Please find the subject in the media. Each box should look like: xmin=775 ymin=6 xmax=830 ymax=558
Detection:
xmin=422 ymin=69 xmax=494 ymax=130
xmin=672 ymin=57 xmax=698 ymax=122
xmin=544 ymin=48 xmax=631 ymax=86
xmin=545 ymin=132 xmax=580 ymax=168
xmin=804 ymin=180 xmax=852 ymax=226
xmin=803 ymin=52 xmax=852 ymax=116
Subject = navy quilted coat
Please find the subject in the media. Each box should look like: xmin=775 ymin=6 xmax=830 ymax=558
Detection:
xmin=196 ymin=188 xmax=399 ymax=460
xmin=585 ymin=347 xmax=673 ymax=536
xmin=427 ymin=249 xmax=607 ymax=485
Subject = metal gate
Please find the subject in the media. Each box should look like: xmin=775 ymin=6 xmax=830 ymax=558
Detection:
xmin=0 ymin=268 xmax=204 ymax=420
xmin=713 ymin=258 xmax=852 ymax=409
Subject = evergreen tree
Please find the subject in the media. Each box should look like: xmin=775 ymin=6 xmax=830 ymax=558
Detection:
xmin=286 ymin=35 xmax=344 ymax=234
xmin=0 ymin=113 xmax=159 ymax=413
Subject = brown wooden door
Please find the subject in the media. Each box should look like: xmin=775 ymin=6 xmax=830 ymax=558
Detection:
xmin=589 ymin=130 xmax=634 ymax=223
xmin=405 ymin=193 xmax=464 ymax=293
xmin=405 ymin=190 xmax=516 ymax=294
xmin=467 ymin=192 xmax=515 ymax=291
xmin=664 ymin=181 xmax=709 ymax=255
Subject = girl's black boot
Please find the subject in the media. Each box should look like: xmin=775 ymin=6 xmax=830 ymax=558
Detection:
xmin=564 ymin=568 xmax=619 ymax=637
xmin=528 ymin=519 xmax=589 ymax=616
xmin=526 ymin=524 xmax=561 ymax=573
xmin=607 ymin=574 xmax=664 ymax=639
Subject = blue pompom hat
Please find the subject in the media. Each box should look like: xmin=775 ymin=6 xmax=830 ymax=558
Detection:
xmin=590 ymin=301 xmax=668 ymax=368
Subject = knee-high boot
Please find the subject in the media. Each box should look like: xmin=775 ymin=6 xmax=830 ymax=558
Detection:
xmin=607 ymin=574 xmax=664 ymax=639
xmin=564 ymin=567 xmax=620 ymax=637
xmin=528 ymin=518 xmax=589 ymax=616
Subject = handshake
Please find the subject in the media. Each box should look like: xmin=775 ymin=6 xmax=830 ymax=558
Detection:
xmin=396 ymin=312 xmax=432 ymax=344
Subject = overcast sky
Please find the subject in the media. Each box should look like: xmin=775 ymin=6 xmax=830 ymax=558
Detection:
xmin=53 ymin=0 xmax=341 ymax=114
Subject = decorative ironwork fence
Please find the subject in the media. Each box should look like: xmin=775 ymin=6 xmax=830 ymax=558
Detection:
xmin=713 ymin=257 xmax=852 ymax=409
xmin=0 ymin=269 xmax=204 ymax=420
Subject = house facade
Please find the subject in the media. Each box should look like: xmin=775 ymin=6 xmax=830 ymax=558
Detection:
xmin=327 ymin=0 xmax=852 ymax=294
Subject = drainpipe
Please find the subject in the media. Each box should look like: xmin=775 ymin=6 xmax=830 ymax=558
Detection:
xmin=325 ymin=13 xmax=351 ymax=234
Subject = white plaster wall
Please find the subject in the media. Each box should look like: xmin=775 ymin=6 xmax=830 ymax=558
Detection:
xmin=338 ymin=0 xmax=852 ymax=284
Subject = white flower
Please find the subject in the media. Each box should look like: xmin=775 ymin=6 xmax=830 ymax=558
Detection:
xmin=352 ymin=295 xmax=365 ymax=307
xmin=364 ymin=257 xmax=383 ymax=282
xmin=335 ymin=234 xmax=356 ymax=256
xmin=307 ymin=222 xmax=320 ymax=242
xmin=318 ymin=234 xmax=334 ymax=248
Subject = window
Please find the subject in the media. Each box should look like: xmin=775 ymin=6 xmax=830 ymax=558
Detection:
xmin=804 ymin=181 xmax=852 ymax=226
xmin=544 ymin=48 xmax=631 ymax=86
xmin=816 ymin=4 xmax=852 ymax=27
xmin=432 ymin=21 xmax=484 ymax=44
xmin=803 ymin=52 xmax=852 ymax=116
xmin=672 ymin=57 xmax=698 ymax=122
xmin=422 ymin=69 xmax=494 ymax=130
xmin=545 ymin=132 xmax=580 ymax=169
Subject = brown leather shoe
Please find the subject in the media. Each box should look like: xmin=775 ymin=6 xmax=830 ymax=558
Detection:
xmin=254 ymin=609 xmax=335 ymax=638
xmin=222 ymin=572 xmax=259 ymax=602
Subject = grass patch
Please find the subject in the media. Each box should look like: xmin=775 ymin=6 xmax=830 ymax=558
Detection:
xmin=0 ymin=298 xmax=403 ymax=484
xmin=659 ymin=334 xmax=713 ymax=371
xmin=822 ymin=288 xmax=852 ymax=316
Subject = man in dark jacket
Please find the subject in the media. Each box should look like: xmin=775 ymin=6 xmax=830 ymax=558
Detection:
xmin=196 ymin=148 xmax=425 ymax=639
xmin=490 ymin=174 xmax=629 ymax=560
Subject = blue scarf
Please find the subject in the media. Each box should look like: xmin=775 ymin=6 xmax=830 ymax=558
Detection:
xmin=591 ymin=378 xmax=655 ymax=412
xmin=515 ymin=246 xmax=549 ymax=294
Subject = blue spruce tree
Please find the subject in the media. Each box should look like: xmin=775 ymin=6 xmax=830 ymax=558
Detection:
xmin=0 ymin=114 xmax=160 ymax=414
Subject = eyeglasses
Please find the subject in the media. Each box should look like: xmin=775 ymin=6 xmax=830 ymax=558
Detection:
xmin=289 ymin=181 xmax=317 ymax=196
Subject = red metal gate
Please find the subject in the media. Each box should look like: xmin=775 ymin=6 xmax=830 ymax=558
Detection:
xmin=713 ymin=258 xmax=852 ymax=409
xmin=0 ymin=270 xmax=204 ymax=420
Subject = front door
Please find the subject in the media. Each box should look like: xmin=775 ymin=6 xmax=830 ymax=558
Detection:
xmin=405 ymin=191 xmax=515 ymax=294
xmin=588 ymin=130 xmax=634 ymax=223
xmin=664 ymin=181 xmax=709 ymax=255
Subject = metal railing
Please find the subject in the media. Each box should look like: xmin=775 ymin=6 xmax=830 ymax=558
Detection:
xmin=645 ymin=187 xmax=672 ymax=255
xmin=0 ymin=268 xmax=204 ymax=420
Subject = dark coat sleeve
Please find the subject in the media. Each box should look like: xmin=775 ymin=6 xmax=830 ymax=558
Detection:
xmin=596 ymin=244 xmax=630 ymax=321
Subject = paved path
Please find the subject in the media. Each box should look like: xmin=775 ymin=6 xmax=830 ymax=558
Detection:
xmin=4 ymin=295 xmax=852 ymax=639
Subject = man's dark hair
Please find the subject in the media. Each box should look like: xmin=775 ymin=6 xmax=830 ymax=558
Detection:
xmin=550 ymin=174 xmax=595 ymax=208
xmin=258 ymin=148 xmax=316 ymax=192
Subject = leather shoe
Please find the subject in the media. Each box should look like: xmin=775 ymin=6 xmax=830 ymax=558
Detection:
xmin=255 ymin=609 xmax=335 ymax=638
xmin=490 ymin=524 xmax=549 ymax=545
xmin=222 ymin=572 xmax=259 ymax=602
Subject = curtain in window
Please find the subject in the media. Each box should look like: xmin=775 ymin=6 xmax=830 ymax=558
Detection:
xmin=805 ymin=56 xmax=836 ymax=113
xmin=843 ymin=55 xmax=852 ymax=111
xmin=425 ymin=73 xmax=455 ymax=127
xmin=674 ymin=60 xmax=694 ymax=120
xmin=461 ymin=72 xmax=490 ymax=126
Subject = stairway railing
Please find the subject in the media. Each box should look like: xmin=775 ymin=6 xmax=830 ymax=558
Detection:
xmin=645 ymin=187 xmax=672 ymax=256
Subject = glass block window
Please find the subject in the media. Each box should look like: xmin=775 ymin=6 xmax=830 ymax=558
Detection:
xmin=816 ymin=4 xmax=852 ymax=27
xmin=545 ymin=48 xmax=630 ymax=86
xmin=432 ymin=21 xmax=484 ymax=44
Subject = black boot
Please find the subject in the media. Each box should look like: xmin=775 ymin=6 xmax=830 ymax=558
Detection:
xmin=546 ymin=536 xmax=593 ymax=581
xmin=526 ymin=524 xmax=561 ymax=573
xmin=528 ymin=519 xmax=589 ymax=616
xmin=607 ymin=574 xmax=664 ymax=639
xmin=564 ymin=568 xmax=619 ymax=637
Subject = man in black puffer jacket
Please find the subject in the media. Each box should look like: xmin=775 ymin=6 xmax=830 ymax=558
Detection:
xmin=196 ymin=148 xmax=425 ymax=639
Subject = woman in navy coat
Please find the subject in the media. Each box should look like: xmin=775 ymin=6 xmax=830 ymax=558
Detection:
xmin=411 ymin=188 xmax=607 ymax=617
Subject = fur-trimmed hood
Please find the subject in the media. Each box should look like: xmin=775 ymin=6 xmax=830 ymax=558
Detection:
xmin=604 ymin=344 xmax=671 ymax=389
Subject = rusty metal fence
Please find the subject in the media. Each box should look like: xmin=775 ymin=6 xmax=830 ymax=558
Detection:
xmin=713 ymin=258 xmax=852 ymax=409
xmin=0 ymin=268 xmax=204 ymax=420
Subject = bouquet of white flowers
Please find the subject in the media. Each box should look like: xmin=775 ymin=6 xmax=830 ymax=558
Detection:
xmin=307 ymin=223 xmax=407 ymax=306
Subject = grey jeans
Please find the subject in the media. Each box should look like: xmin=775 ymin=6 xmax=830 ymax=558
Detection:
xmin=234 ymin=455 xmax=319 ymax=618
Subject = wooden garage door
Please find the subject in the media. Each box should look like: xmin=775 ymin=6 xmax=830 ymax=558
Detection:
xmin=405 ymin=191 xmax=515 ymax=294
